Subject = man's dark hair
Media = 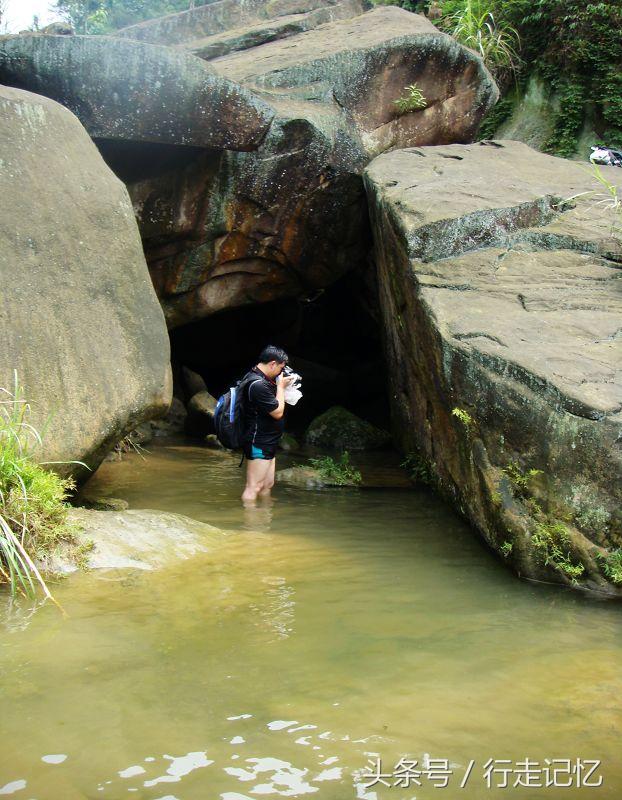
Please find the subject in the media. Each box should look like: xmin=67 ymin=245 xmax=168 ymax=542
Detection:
xmin=258 ymin=345 xmax=288 ymax=364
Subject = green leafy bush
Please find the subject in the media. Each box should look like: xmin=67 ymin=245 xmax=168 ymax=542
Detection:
xmin=52 ymin=0 xmax=206 ymax=34
xmin=401 ymin=452 xmax=436 ymax=486
xmin=308 ymin=452 xmax=362 ymax=486
xmin=597 ymin=550 xmax=622 ymax=585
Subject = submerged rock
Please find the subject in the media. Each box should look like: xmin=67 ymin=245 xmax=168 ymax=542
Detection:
xmin=364 ymin=140 xmax=622 ymax=596
xmin=0 ymin=86 xmax=171 ymax=480
xmin=78 ymin=495 xmax=130 ymax=512
xmin=276 ymin=464 xmax=359 ymax=488
xmin=44 ymin=508 xmax=224 ymax=573
xmin=305 ymin=405 xmax=391 ymax=450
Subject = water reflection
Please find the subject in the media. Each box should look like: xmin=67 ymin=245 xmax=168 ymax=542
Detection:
xmin=243 ymin=497 xmax=274 ymax=532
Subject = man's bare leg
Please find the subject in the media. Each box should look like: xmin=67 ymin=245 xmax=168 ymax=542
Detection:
xmin=242 ymin=457 xmax=274 ymax=504
xmin=258 ymin=458 xmax=276 ymax=498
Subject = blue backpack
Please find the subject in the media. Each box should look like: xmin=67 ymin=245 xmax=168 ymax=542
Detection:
xmin=214 ymin=373 xmax=261 ymax=450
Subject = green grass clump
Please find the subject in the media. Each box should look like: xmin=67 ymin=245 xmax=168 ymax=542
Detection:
xmin=394 ymin=84 xmax=428 ymax=114
xmin=0 ymin=373 xmax=81 ymax=600
xmin=308 ymin=452 xmax=362 ymax=486
xmin=440 ymin=0 xmax=521 ymax=79
xmin=531 ymin=520 xmax=585 ymax=581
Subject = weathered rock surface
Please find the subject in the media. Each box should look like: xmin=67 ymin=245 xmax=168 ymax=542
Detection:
xmin=306 ymin=405 xmax=391 ymax=450
xmin=364 ymin=140 xmax=622 ymax=595
xmin=43 ymin=508 xmax=224 ymax=573
xmin=0 ymin=86 xmax=171 ymax=479
xmin=0 ymin=34 xmax=274 ymax=149
xmin=113 ymin=3 xmax=497 ymax=327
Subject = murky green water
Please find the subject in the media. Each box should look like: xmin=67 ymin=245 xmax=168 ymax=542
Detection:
xmin=1 ymin=441 xmax=620 ymax=799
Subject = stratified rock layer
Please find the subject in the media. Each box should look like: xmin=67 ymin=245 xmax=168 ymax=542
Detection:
xmin=112 ymin=4 xmax=497 ymax=327
xmin=116 ymin=0 xmax=367 ymax=55
xmin=364 ymin=140 xmax=622 ymax=596
xmin=0 ymin=86 xmax=171 ymax=478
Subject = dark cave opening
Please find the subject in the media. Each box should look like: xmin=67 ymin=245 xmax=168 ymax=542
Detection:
xmin=168 ymin=267 xmax=390 ymax=436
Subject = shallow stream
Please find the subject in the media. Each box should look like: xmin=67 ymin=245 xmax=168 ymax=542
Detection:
xmin=1 ymin=441 xmax=620 ymax=799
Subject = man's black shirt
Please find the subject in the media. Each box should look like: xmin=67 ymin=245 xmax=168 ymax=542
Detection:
xmin=243 ymin=366 xmax=284 ymax=447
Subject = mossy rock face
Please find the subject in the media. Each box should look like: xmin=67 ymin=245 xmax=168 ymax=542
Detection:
xmin=305 ymin=406 xmax=391 ymax=450
xmin=364 ymin=140 xmax=622 ymax=597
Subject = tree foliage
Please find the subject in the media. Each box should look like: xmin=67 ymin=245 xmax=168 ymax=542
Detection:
xmin=374 ymin=0 xmax=622 ymax=156
xmin=52 ymin=0 xmax=207 ymax=33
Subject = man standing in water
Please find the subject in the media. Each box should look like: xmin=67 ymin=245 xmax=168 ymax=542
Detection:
xmin=241 ymin=345 xmax=294 ymax=504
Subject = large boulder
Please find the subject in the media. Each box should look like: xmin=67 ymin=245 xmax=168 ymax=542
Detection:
xmin=305 ymin=405 xmax=391 ymax=450
xmin=0 ymin=34 xmax=274 ymax=149
xmin=0 ymin=85 xmax=172 ymax=478
xmin=364 ymin=140 xmax=622 ymax=596
xmin=114 ymin=4 xmax=498 ymax=327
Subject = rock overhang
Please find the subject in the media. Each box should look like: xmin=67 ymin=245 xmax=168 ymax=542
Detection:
xmin=0 ymin=33 xmax=275 ymax=149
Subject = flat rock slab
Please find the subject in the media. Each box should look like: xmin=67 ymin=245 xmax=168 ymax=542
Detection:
xmin=0 ymin=34 xmax=274 ymax=149
xmin=115 ymin=0 xmax=364 ymax=46
xmin=46 ymin=508 xmax=226 ymax=573
xmin=184 ymin=0 xmax=366 ymax=59
xmin=366 ymin=141 xmax=622 ymax=419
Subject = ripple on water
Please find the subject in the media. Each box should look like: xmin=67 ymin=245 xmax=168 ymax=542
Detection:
xmin=1 ymin=442 xmax=621 ymax=798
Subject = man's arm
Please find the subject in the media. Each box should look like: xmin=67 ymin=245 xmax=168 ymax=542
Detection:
xmin=269 ymin=375 xmax=294 ymax=420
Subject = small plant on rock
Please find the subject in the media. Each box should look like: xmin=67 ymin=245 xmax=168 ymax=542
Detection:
xmin=500 ymin=540 xmax=513 ymax=558
xmin=597 ymin=549 xmax=622 ymax=585
xmin=503 ymin=461 xmax=543 ymax=498
xmin=531 ymin=520 xmax=585 ymax=581
xmin=401 ymin=451 xmax=436 ymax=487
xmin=394 ymin=84 xmax=428 ymax=114
xmin=308 ymin=452 xmax=362 ymax=486
xmin=451 ymin=407 xmax=474 ymax=429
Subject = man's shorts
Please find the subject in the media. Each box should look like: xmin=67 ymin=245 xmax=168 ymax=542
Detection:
xmin=244 ymin=443 xmax=276 ymax=460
